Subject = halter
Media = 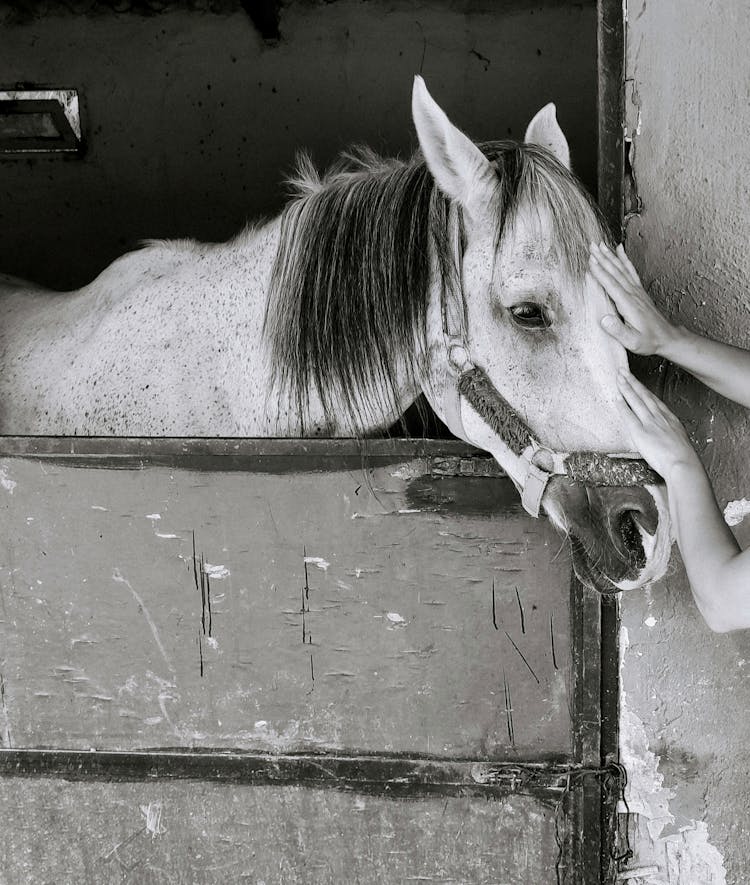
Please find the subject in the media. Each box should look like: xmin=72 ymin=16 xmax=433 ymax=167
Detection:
xmin=440 ymin=210 xmax=661 ymax=518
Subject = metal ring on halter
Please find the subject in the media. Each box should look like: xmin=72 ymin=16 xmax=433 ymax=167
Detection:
xmin=447 ymin=342 xmax=473 ymax=376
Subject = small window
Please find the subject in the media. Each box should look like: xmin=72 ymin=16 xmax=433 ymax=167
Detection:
xmin=0 ymin=89 xmax=82 ymax=155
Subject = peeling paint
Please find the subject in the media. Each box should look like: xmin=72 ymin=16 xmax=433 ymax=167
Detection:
xmin=389 ymin=462 xmax=428 ymax=481
xmin=619 ymin=627 xmax=727 ymax=883
xmin=140 ymin=801 xmax=166 ymax=839
xmin=303 ymin=556 xmax=330 ymax=572
xmin=0 ymin=465 xmax=16 ymax=494
xmin=203 ymin=563 xmax=230 ymax=579
xmin=723 ymin=498 xmax=750 ymax=527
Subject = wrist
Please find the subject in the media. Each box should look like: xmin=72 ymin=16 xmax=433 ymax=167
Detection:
xmin=656 ymin=322 xmax=694 ymax=362
xmin=662 ymin=450 xmax=705 ymax=487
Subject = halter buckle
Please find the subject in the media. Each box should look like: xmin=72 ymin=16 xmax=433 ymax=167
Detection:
xmin=519 ymin=444 xmax=568 ymax=518
xmin=521 ymin=460 xmax=553 ymax=518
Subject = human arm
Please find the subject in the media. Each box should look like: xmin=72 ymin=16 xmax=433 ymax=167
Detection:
xmin=617 ymin=371 xmax=748 ymax=632
xmin=590 ymin=242 xmax=750 ymax=409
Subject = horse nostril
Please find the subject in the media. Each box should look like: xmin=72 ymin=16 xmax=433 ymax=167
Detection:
xmin=617 ymin=510 xmax=646 ymax=568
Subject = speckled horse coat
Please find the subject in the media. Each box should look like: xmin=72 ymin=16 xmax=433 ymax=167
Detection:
xmin=0 ymin=78 xmax=673 ymax=591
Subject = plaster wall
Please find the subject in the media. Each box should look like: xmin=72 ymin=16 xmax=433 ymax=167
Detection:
xmin=621 ymin=2 xmax=750 ymax=882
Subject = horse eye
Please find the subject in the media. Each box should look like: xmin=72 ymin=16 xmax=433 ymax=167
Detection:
xmin=509 ymin=301 xmax=551 ymax=329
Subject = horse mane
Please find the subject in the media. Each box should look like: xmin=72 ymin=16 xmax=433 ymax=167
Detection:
xmin=265 ymin=140 xmax=610 ymax=431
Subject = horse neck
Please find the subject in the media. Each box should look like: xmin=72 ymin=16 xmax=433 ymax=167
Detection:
xmin=262 ymin=172 xmax=438 ymax=437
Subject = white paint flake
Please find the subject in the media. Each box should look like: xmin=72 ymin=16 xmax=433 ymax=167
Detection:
xmin=155 ymin=532 xmax=180 ymax=539
xmin=0 ymin=466 xmax=16 ymax=494
xmin=386 ymin=612 xmax=407 ymax=626
xmin=90 ymin=505 xmax=108 ymax=511
xmin=145 ymin=513 xmax=161 ymax=520
xmin=140 ymin=801 xmax=166 ymax=839
xmin=724 ymin=497 xmax=750 ymax=526
xmin=204 ymin=563 xmax=230 ymax=579
xmin=644 ymin=616 xmax=657 ymax=628
xmin=304 ymin=556 xmax=330 ymax=571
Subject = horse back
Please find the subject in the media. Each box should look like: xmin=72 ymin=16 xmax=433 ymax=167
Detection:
xmin=0 ymin=228 xmax=278 ymax=435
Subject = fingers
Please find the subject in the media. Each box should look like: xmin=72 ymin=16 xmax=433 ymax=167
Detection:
xmin=616 ymin=372 xmax=653 ymax=425
xmin=619 ymin=371 xmax=664 ymax=416
xmin=588 ymin=256 xmax=622 ymax=292
xmin=590 ymin=241 xmax=632 ymax=290
xmin=588 ymin=260 xmax=632 ymax=317
xmin=614 ymin=393 xmax=642 ymax=436
xmin=615 ymin=243 xmax=642 ymax=286
xmin=589 ymin=247 xmax=639 ymax=322
xmin=600 ymin=313 xmax=641 ymax=351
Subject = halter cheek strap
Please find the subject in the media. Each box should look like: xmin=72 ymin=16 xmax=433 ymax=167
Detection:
xmin=440 ymin=216 xmax=472 ymax=440
xmin=442 ymin=347 xmax=558 ymax=517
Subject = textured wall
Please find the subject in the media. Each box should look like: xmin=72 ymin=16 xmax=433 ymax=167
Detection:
xmin=621 ymin=1 xmax=750 ymax=881
xmin=0 ymin=0 xmax=597 ymax=290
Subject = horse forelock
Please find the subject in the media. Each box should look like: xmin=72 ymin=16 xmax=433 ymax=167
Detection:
xmin=266 ymin=148 xmax=456 ymax=430
xmin=490 ymin=142 xmax=613 ymax=281
xmin=265 ymin=141 xmax=610 ymax=431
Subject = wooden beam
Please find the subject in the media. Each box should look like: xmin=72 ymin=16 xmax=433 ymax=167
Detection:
xmin=0 ymin=748 xmax=572 ymax=801
xmin=598 ymin=0 xmax=626 ymax=238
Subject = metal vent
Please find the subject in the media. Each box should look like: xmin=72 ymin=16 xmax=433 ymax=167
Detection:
xmin=0 ymin=89 xmax=82 ymax=155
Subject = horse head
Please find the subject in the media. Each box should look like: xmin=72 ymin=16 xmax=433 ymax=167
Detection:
xmin=412 ymin=76 xmax=672 ymax=592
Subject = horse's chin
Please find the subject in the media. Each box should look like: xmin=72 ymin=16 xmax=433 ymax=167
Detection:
xmin=569 ymin=534 xmax=624 ymax=594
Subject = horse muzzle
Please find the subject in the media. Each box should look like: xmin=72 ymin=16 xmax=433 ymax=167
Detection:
xmin=545 ymin=477 xmax=669 ymax=593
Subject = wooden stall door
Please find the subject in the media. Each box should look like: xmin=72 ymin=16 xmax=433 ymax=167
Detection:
xmin=0 ymin=439 xmax=609 ymax=883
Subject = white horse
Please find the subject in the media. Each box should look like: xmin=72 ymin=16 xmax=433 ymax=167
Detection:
xmin=0 ymin=77 xmax=671 ymax=592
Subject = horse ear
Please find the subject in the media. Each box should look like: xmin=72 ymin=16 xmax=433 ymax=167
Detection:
xmin=524 ymin=103 xmax=571 ymax=169
xmin=411 ymin=76 xmax=497 ymax=224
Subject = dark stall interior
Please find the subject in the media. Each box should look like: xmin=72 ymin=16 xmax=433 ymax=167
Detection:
xmin=1 ymin=1 xmax=597 ymax=286
xmin=1 ymin=0 xmax=598 ymax=434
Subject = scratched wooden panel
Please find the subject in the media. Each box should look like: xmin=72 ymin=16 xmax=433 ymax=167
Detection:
xmin=0 ymin=455 xmax=572 ymax=759
xmin=0 ymin=778 xmax=561 ymax=884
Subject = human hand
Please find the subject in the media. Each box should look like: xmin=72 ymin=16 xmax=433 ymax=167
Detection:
xmin=616 ymin=370 xmax=700 ymax=482
xmin=589 ymin=242 xmax=677 ymax=357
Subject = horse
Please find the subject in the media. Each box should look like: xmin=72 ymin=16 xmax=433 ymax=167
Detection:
xmin=0 ymin=77 xmax=671 ymax=592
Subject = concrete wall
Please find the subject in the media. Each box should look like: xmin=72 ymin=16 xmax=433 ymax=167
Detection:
xmin=0 ymin=0 xmax=597 ymax=290
xmin=621 ymin=2 xmax=750 ymax=882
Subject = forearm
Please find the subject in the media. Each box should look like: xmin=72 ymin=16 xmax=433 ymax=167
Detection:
xmin=666 ymin=460 xmax=747 ymax=632
xmin=661 ymin=326 xmax=750 ymax=409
